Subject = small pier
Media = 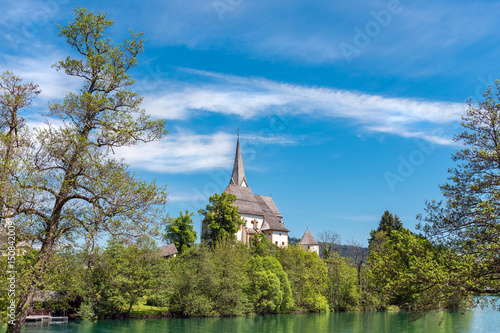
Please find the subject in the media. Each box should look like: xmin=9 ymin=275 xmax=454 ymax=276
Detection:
xmin=26 ymin=315 xmax=68 ymax=324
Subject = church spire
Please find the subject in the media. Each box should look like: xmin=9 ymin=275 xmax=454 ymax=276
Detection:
xmin=230 ymin=131 xmax=248 ymax=187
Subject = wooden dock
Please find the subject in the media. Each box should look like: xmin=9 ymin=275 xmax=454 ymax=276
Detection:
xmin=25 ymin=315 xmax=68 ymax=324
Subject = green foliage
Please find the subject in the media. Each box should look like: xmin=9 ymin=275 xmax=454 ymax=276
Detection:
xmin=417 ymin=81 xmax=500 ymax=311
xmin=325 ymin=252 xmax=359 ymax=311
xmin=367 ymin=228 xmax=475 ymax=316
xmin=76 ymin=302 xmax=95 ymax=321
xmin=275 ymin=246 xmax=329 ymax=312
xmin=199 ymin=192 xmax=245 ymax=243
xmin=165 ymin=210 xmax=197 ymax=253
xmin=211 ymin=238 xmax=252 ymax=315
xmin=249 ymin=256 xmax=293 ymax=314
xmin=250 ymin=232 xmax=276 ymax=257
xmin=92 ymin=237 xmax=163 ymax=317
xmin=169 ymin=241 xmax=252 ymax=317
xmin=1 ymin=7 xmax=168 ymax=331
xmin=146 ymin=294 xmax=168 ymax=308
xmin=145 ymin=258 xmax=176 ymax=309
xmin=368 ymin=210 xmax=402 ymax=248
xmin=169 ymin=245 xmax=217 ymax=316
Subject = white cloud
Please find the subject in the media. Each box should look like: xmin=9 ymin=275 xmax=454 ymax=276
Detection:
xmin=0 ymin=54 xmax=82 ymax=106
xmin=112 ymin=130 xmax=299 ymax=173
xmin=142 ymin=69 xmax=466 ymax=144
xmin=113 ymin=131 xmax=234 ymax=173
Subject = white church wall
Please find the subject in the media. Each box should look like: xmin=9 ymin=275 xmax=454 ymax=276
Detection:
xmin=240 ymin=214 xmax=264 ymax=229
xmin=271 ymin=231 xmax=288 ymax=248
xmin=302 ymin=244 xmax=320 ymax=255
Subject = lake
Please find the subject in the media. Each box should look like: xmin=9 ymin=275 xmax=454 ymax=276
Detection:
xmin=12 ymin=305 xmax=500 ymax=333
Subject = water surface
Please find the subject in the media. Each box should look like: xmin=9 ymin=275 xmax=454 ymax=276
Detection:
xmin=15 ymin=306 xmax=500 ymax=333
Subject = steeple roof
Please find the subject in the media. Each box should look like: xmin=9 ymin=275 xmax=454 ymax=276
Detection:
xmin=299 ymin=229 xmax=318 ymax=245
xmin=229 ymin=134 xmax=248 ymax=187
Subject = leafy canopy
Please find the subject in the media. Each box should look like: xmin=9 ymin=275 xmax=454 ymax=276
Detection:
xmin=1 ymin=8 xmax=167 ymax=332
xmin=419 ymin=81 xmax=500 ymax=297
xmin=165 ymin=210 xmax=197 ymax=253
xmin=199 ymin=192 xmax=245 ymax=243
xmin=368 ymin=210 xmax=402 ymax=249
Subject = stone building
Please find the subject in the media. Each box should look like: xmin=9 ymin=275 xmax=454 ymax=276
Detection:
xmin=298 ymin=228 xmax=320 ymax=255
xmin=223 ymin=136 xmax=289 ymax=247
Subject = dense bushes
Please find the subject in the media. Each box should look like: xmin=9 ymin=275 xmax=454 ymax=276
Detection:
xmin=25 ymin=237 xmax=376 ymax=320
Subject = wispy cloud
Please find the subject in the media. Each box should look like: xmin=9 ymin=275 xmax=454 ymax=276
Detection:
xmin=0 ymin=54 xmax=82 ymax=107
xmin=112 ymin=130 xmax=299 ymax=174
xmin=113 ymin=131 xmax=233 ymax=173
xmin=142 ymin=69 xmax=466 ymax=144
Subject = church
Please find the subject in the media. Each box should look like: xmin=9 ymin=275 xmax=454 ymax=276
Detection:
xmin=224 ymin=135 xmax=290 ymax=247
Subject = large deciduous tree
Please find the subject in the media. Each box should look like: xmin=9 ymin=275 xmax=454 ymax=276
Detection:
xmin=165 ymin=210 xmax=197 ymax=253
xmin=418 ymin=81 xmax=500 ymax=311
xmin=199 ymin=192 xmax=245 ymax=243
xmin=0 ymin=71 xmax=40 ymax=222
xmin=367 ymin=228 xmax=474 ymax=315
xmin=3 ymin=8 xmax=167 ymax=332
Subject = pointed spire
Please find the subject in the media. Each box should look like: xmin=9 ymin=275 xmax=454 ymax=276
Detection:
xmin=230 ymin=132 xmax=248 ymax=187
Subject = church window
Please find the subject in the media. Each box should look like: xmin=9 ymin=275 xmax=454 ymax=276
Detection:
xmin=275 ymin=241 xmax=278 ymax=245
xmin=279 ymin=233 xmax=281 ymax=236
xmin=282 ymin=242 xmax=285 ymax=245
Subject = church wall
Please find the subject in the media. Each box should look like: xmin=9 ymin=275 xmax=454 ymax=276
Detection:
xmin=236 ymin=227 xmax=243 ymax=242
xmin=235 ymin=214 xmax=264 ymax=243
xmin=271 ymin=231 xmax=288 ymax=248
xmin=240 ymin=213 xmax=264 ymax=230
xmin=301 ymin=244 xmax=320 ymax=255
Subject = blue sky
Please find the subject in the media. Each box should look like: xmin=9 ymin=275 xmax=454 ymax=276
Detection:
xmin=2 ymin=0 xmax=499 ymax=245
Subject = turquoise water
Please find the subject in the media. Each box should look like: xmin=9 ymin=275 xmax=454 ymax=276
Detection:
xmin=15 ymin=306 xmax=500 ymax=333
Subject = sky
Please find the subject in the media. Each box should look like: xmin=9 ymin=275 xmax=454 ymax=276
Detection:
xmin=2 ymin=0 xmax=499 ymax=246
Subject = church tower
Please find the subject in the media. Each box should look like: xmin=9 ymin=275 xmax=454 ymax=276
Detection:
xmin=229 ymin=134 xmax=248 ymax=187
xmin=224 ymin=134 xmax=289 ymax=247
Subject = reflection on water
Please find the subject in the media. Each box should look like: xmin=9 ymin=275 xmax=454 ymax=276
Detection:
xmin=10 ymin=305 xmax=500 ymax=333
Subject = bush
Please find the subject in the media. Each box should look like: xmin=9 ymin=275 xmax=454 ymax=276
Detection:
xmin=146 ymin=293 xmax=169 ymax=307
xmin=76 ymin=302 xmax=95 ymax=321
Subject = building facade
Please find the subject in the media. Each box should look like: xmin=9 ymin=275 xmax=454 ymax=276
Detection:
xmin=223 ymin=136 xmax=289 ymax=247
xmin=298 ymin=228 xmax=320 ymax=255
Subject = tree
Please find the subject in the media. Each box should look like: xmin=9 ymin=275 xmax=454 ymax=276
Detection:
xmin=417 ymin=81 xmax=500 ymax=310
xmin=0 ymin=71 xmax=40 ymax=224
xmin=275 ymin=245 xmax=329 ymax=312
xmin=325 ymin=252 xmax=359 ymax=311
xmin=199 ymin=192 xmax=245 ymax=243
xmin=367 ymin=228 xmax=475 ymax=316
xmin=165 ymin=210 xmax=197 ymax=253
xmin=368 ymin=210 xmax=402 ymax=249
xmin=169 ymin=244 xmax=218 ymax=316
xmin=211 ymin=238 xmax=252 ymax=315
xmin=316 ymin=230 xmax=341 ymax=259
xmin=248 ymin=256 xmax=293 ymax=314
xmin=92 ymin=237 xmax=162 ymax=317
xmin=346 ymin=238 xmax=367 ymax=286
xmin=3 ymin=8 xmax=167 ymax=332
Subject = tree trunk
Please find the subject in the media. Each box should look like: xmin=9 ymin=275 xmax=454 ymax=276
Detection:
xmin=6 ymin=235 xmax=55 ymax=333
xmin=6 ymin=286 xmax=35 ymax=333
